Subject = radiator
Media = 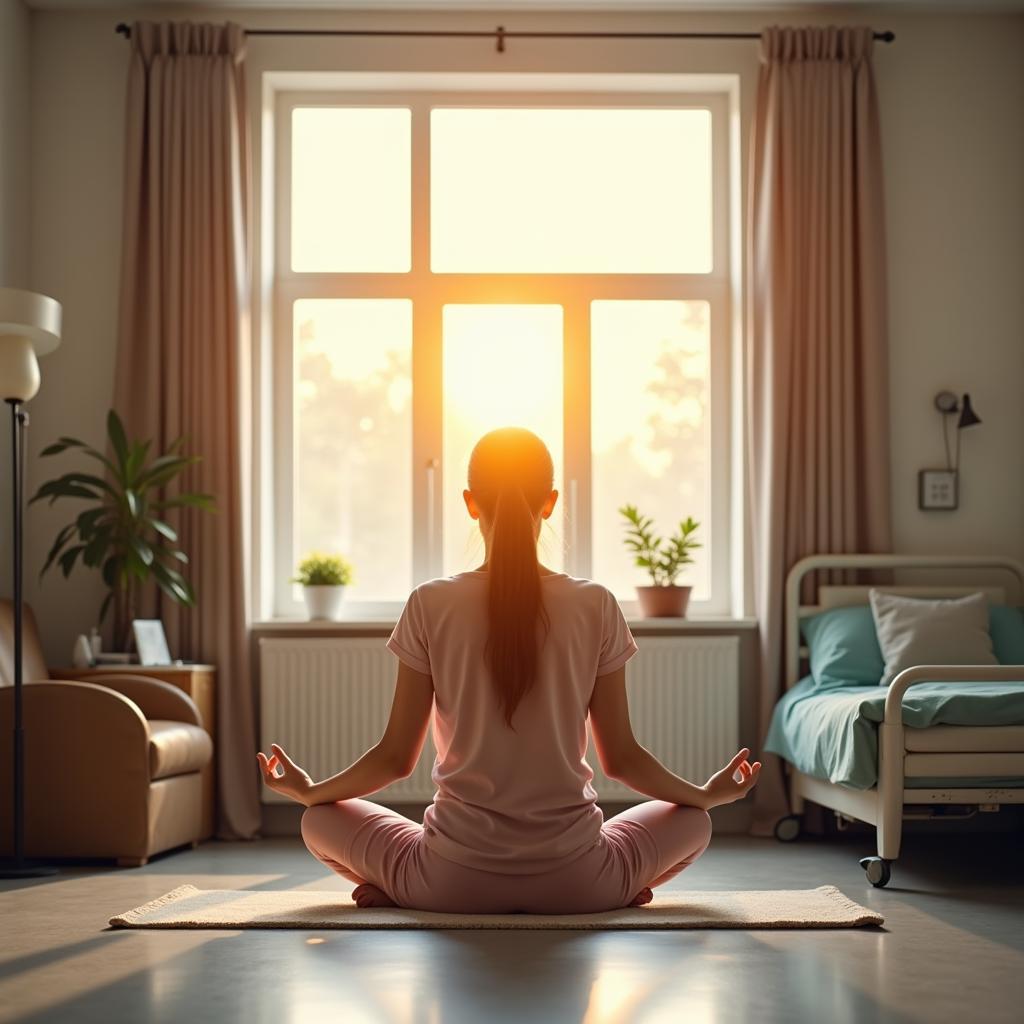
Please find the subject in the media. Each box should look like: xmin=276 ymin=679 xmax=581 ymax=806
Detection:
xmin=584 ymin=636 xmax=740 ymax=799
xmin=260 ymin=637 xmax=435 ymax=803
xmin=259 ymin=635 xmax=740 ymax=804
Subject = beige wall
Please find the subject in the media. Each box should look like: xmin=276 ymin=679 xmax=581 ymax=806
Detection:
xmin=26 ymin=8 xmax=125 ymax=665
xmin=0 ymin=0 xmax=30 ymax=288
xmin=20 ymin=4 xmax=1024 ymax=664
xmin=0 ymin=0 xmax=32 ymax=599
xmin=880 ymin=16 xmax=1024 ymax=560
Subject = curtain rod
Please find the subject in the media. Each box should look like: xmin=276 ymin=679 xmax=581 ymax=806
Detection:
xmin=114 ymin=23 xmax=895 ymax=53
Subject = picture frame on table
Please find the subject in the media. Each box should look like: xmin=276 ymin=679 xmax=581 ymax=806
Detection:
xmin=132 ymin=619 xmax=172 ymax=666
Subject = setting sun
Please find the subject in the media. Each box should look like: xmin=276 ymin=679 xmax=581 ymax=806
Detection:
xmin=443 ymin=304 xmax=564 ymax=573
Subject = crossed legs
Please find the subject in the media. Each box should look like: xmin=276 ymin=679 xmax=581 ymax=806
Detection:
xmin=301 ymin=798 xmax=712 ymax=913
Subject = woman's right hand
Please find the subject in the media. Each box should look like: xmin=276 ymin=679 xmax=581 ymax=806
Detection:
xmin=701 ymin=748 xmax=761 ymax=808
xmin=257 ymin=743 xmax=316 ymax=807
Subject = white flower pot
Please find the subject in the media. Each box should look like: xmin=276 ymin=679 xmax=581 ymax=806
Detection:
xmin=302 ymin=585 xmax=346 ymax=621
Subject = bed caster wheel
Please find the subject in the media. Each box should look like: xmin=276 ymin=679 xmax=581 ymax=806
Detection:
xmin=773 ymin=815 xmax=802 ymax=842
xmin=859 ymin=856 xmax=891 ymax=888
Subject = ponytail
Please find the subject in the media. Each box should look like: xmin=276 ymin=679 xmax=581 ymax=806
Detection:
xmin=468 ymin=428 xmax=554 ymax=730
xmin=486 ymin=485 xmax=548 ymax=728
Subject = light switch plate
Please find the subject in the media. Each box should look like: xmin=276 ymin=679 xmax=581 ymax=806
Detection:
xmin=918 ymin=469 xmax=958 ymax=510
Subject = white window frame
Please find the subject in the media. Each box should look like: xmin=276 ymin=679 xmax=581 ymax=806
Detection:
xmin=269 ymin=76 xmax=736 ymax=620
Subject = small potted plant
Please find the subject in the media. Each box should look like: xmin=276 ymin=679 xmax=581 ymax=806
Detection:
xmin=619 ymin=504 xmax=701 ymax=618
xmin=293 ymin=552 xmax=354 ymax=621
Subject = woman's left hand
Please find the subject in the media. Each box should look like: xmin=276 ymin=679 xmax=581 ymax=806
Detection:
xmin=257 ymin=743 xmax=316 ymax=806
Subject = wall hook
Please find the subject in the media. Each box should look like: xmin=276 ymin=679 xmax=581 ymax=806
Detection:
xmin=496 ymin=25 xmax=506 ymax=54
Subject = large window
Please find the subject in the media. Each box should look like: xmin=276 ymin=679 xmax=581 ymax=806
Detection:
xmin=273 ymin=86 xmax=733 ymax=617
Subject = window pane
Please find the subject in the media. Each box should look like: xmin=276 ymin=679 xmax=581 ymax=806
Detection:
xmin=294 ymin=299 xmax=412 ymax=601
xmin=291 ymin=108 xmax=411 ymax=272
xmin=442 ymin=305 xmax=564 ymax=575
xmin=591 ymin=301 xmax=711 ymax=601
xmin=431 ymin=108 xmax=712 ymax=273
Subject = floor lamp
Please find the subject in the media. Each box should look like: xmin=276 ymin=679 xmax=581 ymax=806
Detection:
xmin=0 ymin=287 xmax=61 ymax=879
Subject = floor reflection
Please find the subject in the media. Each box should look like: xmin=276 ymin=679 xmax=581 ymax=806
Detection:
xmin=4 ymin=835 xmax=1024 ymax=1024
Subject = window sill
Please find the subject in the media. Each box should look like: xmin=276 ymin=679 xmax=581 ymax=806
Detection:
xmin=251 ymin=617 xmax=757 ymax=634
xmin=252 ymin=619 xmax=398 ymax=634
xmin=627 ymin=616 xmax=757 ymax=633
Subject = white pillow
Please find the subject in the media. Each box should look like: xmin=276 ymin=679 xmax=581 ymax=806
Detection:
xmin=868 ymin=589 xmax=997 ymax=686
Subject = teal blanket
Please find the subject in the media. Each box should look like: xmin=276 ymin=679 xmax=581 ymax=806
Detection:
xmin=765 ymin=676 xmax=1024 ymax=789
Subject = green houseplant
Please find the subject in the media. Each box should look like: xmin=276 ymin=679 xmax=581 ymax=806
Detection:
xmin=292 ymin=552 xmax=354 ymax=621
xmin=33 ymin=409 xmax=214 ymax=650
xmin=619 ymin=504 xmax=701 ymax=617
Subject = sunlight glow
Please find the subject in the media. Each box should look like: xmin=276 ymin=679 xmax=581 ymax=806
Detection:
xmin=291 ymin=107 xmax=411 ymax=272
xmin=431 ymin=107 xmax=712 ymax=273
xmin=294 ymin=299 xmax=413 ymax=600
xmin=442 ymin=305 xmax=564 ymax=575
xmin=287 ymin=105 xmax=718 ymax=601
xmin=591 ymin=301 xmax=711 ymax=600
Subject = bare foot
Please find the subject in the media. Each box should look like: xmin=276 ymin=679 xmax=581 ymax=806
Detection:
xmin=628 ymin=887 xmax=653 ymax=907
xmin=351 ymin=883 xmax=397 ymax=908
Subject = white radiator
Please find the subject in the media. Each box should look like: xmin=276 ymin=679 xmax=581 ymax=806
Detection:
xmin=584 ymin=636 xmax=740 ymax=799
xmin=260 ymin=637 xmax=435 ymax=804
xmin=259 ymin=635 xmax=740 ymax=804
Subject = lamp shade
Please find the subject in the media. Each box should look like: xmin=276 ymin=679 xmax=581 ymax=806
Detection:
xmin=0 ymin=288 xmax=62 ymax=356
xmin=957 ymin=393 xmax=981 ymax=429
xmin=0 ymin=288 xmax=62 ymax=403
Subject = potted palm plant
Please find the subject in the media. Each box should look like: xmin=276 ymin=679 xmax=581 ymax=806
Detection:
xmin=292 ymin=552 xmax=354 ymax=621
xmin=33 ymin=409 xmax=215 ymax=651
xmin=619 ymin=504 xmax=701 ymax=618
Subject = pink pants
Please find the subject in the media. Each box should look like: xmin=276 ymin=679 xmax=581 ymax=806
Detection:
xmin=300 ymin=799 xmax=712 ymax=914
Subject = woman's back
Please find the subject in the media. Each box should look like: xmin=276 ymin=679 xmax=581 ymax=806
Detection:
xmin=270 ymin=426 xmax=752 ymax=912
xmin=387 ymin=570 xmax=638 ymax=874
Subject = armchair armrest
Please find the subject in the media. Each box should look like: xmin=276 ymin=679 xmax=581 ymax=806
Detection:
xmin=78 ymin=674 xmax=204 ymax=728
xmin=2 ymin=679 xmax=149 ymax=782
xmin=1 ymin=681 xmax=153 ymax=854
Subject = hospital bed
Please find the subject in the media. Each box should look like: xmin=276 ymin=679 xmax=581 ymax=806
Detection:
xmin=769 ymin=554 xmax=1024 ymax=887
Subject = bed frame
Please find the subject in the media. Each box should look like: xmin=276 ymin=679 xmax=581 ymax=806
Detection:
xmin=778 ymin=553 xmax=1024 ymax=887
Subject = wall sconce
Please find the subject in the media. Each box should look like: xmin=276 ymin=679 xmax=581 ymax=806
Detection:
xmin=918 ymin=391 xmax=982 ymax=510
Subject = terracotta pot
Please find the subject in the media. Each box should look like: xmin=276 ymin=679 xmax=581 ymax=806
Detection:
xmin=635 ymin=585 xmax=692 ymax=619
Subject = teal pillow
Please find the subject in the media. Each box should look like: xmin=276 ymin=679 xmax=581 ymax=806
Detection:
xmin=990 ymin=606 xmax=1024 ymax=665
xmin=801 ymin=606 xmax=885 ymax=689
xmin=802 ymin=602 xmax=1024 ymax=688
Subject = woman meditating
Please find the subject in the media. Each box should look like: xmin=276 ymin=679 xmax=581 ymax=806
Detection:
xmin=258 ymin=427 xmax=760 ymax=914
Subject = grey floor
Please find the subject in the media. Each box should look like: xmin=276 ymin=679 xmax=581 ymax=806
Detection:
xmin=2 ymin=831 xmax=1022 ymax=1024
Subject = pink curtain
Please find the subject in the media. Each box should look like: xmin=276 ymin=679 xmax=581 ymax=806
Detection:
xmin=114 ymin=21 xmax=260 ymax=840
xmin=747 ymin=26 xmax=892 ymax=830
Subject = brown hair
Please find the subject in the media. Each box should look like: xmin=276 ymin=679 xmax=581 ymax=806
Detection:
xmin=467 ymin=427 xmax=553 ymax=729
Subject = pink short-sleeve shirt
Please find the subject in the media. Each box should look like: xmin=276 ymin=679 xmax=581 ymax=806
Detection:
xmin=386 ymin=571 xmax=638 ymax=875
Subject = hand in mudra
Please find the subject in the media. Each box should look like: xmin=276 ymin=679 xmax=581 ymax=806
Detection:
xmin=702 ymin=748 xmax=761 ymax=808
xmin=257 ymin=743 xmax=315 ymax=806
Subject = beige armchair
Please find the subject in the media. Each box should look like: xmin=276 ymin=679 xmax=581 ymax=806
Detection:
xmin=0 ymin=601 xmax=213 ymax=866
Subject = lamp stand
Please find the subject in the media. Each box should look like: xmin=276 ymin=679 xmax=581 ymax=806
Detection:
xmin=0 ymin=399 xmax=57 ymax=877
